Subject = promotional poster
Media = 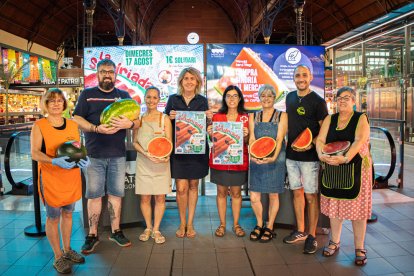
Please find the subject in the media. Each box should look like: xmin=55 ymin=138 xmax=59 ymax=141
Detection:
xmin=84 ymin=45 xmax=204 ymax=113
xmin=212 ymin=122 xmax=243 ymax=165
xmin=206 ymin=44 xmax=325 ymax=111
xmin=1 ymin=46 xmax=57 ymax=86
xmin=175 ymin=111 xmax=206 ymax=154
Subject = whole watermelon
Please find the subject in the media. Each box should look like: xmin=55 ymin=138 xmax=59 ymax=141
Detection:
xmin=100 ymin=99 xmax=140 ymax=125
xmin=56 ymin=140 xmax=87 ymax=162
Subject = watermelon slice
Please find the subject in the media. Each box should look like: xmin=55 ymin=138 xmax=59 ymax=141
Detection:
xmin=147 ymin=137 xmax=173 ymax=158
xmin=322 ymin=141 xmax=351 ymax=156
xmin=292 ymin=128 xmax=312 ymax=151
xmin=250 ymin=136 xmax=277 ymax=159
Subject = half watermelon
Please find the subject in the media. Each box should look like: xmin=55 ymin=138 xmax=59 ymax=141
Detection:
xmin=292 ymin=128 xmax=313 ymax=151
xmin=322 ymin=141 xmax=351 ymax=156
xmin=250 ymin=136 xmax=277 ymax=159
xmin=147 ymin=137 xmax=173 ymax=159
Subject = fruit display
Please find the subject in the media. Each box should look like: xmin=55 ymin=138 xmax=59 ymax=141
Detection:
xmin=250 ymin=136 xmax=277 ymax=159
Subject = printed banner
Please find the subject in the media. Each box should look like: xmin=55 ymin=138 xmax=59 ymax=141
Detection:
xmin=175 ymin=111 xmax=206 ymax=154
xmin=206 ymin=44 xmax=325 ymax=112
xmin=84 ymin=45 xmax=204 ymax=114
xmin=212 ymin=122 xmax=243 ymax=165
xmin=0 ymin=46 xmax=56 ymax=85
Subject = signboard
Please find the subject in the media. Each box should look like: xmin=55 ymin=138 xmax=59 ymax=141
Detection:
xmin=206 ymin=44 xmax=325 ymax=111
xmin=212 ymin=121 xmax=243 ymax=165
xmin=0 ymin=46 xmax=57 ymax=86
xmin=58 ymin=77 xmax=83 ymax=86
xmin=175 ymin=111 xmax=206 ymax=154
xmin=84 ymin=45 xmax=204 ymax=113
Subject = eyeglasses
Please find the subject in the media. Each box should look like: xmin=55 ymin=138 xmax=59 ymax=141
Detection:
xmin=226 ymin=94 xmax=239 ymax=99
xmin=98 ymin=70 xmax=115 ymax=75
xmin=48 ymin=99 xmax=64 ymax=104
xmin=336 ymin=96 xmax=354 ymax=102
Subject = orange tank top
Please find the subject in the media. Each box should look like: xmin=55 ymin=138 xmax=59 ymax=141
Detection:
xmin=36 ymin=118 xmax=82 ymax=207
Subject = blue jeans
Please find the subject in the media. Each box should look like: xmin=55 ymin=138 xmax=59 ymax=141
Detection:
xmin=286 ymin=159 xmax=319 ymax=194
xmin=85 ymin=157 xmax=126 ymax=198
xmin=45 ymin=202 xmax=75 ymax=219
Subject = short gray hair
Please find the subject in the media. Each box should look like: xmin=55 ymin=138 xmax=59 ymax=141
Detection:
xmin=337 ymin=86 xmax=356 ymax=98
xmin=258 ymin=84 xmax=277 ymax=98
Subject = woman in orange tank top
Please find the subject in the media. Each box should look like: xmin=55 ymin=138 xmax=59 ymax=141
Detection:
xmin=31 ymin=88 xmax=90 ymax=274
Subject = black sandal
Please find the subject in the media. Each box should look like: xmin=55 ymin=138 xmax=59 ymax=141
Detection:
xmin=259 ymin=227 xmax=274 ymax=243
xmin=249 ymin=225 xmax=263 ymax=241
xmin=355 ymin=249 xmax=367 ymax=266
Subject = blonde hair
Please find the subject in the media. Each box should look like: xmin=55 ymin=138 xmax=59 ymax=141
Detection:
xmin=177 ymin=67 xmax=202 ymax=95
xmin=40 ymin=88 xmax=68 ymax=115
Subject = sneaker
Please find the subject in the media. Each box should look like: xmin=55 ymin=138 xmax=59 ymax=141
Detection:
xmin=109 ymin=230 xmax=131 ymax=247
xmin=303 ymin=235 xmax=318 ymax=254
xmin=53 ymin=256 xmax=72 ymax=274
xmin=283 ymin=230 xmax=308 ymax=244
xmin=81 ymin=234 xmax=100 ymax=254
xmin=63 ymin=248 xmax=85 ymax=263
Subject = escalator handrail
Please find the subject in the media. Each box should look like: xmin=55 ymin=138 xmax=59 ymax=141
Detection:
xmin=370 ymin=126 xmax=396 ymax=182
xmin=4 ymin=131 xmax=31 ymax=189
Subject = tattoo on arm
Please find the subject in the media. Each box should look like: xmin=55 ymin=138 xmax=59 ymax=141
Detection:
xmin=108 ymin=201 xmax=117 ymax=223
xmin=88 ymin=214 xmax=99 ymax=228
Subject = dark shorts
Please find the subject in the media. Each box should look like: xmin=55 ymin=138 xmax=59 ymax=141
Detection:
xmin=210 ymin=169 xmax=248 ymax=186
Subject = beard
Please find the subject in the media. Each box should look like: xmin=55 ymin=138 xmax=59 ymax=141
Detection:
xmin=99 ymin=78 xmax=115 ymax=91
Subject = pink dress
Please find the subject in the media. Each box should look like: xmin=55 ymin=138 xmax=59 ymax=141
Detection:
xmin=321 ymin=139 xmax=372 ymax=220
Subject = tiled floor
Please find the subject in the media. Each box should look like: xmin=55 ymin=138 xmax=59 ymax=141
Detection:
xmin=0 ymin=192 xmax=414 ymax=275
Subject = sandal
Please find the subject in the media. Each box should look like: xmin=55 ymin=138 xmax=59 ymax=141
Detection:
xmin=322 ymin=240 xmax=340 ymax=257
xmin=186 ymin=225 xmax=196 ymax=238
xmin=139 ymin=228 xmax=152 ymax=242
xmin=152 ymin=231 xmax=166 ymax=244
xmin=215 ymin=225 xmax=226 ymax=237
xmin=355 ymin=249 xmax=367 ymax=266
xmin=249 ymin=225 xmax=263 ymax=241
xmin=232 ymin=224 xmax=245 ymax=237
xmin=259 ymin=227 xmax=274 ymax=243
xmin=175 ymin=224 xmax=186 ymax=238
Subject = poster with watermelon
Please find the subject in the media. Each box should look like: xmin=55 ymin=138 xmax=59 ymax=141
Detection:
xmin=84 ymin=45 xmax=204 ymax=114
xmin=206 ymin=44 xmax=325 ymax=112
xmin=175 ymin=111 xmax=206 ymax=154
xmin=212 ymin=122 xmax=243 ymax=165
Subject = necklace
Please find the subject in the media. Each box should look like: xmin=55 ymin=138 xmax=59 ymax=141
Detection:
xmin=226 ymin=113 xmax=238 ymax=121
xmin=297 ymin=91 xmax=309 ymax=103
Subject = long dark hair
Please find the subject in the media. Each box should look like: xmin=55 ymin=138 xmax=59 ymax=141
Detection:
xmin=218 ymin=85 xmax=247 ymax=114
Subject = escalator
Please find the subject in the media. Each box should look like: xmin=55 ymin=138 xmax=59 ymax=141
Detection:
xmin=2 ymin=131 xmax=33 ymax=195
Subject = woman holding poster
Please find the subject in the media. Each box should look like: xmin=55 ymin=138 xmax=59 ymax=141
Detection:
xmin=248 ymin=84 xmax=288 ymax=242
xmin=207 ymin=85 xmax=249 ymax=238
xmin=133 ymin=86 xmax=173 ymax=244
xmin=165 ymin=67 xmax=212 ymax=238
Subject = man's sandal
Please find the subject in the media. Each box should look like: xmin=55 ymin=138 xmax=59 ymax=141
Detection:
xmin=259 ymin=228 xmax=274 ymax=243
xmin=355 ymin=249 xmax=367 ymax=266
xmin=322 ymin=240 xmax=340 ymax=256
xmin=249 ymin=225 xmax=263 ymax=241
xmin=232 ymin=225 xmax=245 ymax=237
xmin=215 ymin=225 xmax=226 ymax=237
xmin=152 ymin=231 xmax=166 ymax=244
xmin=139 ymin=228 xmax=152 ymax=242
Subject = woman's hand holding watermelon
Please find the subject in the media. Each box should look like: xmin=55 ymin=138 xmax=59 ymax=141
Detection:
xmin=52 ymin=156 xmax=76 ymax=169
xmin=77 ymin=156 xmax=91 ymax=169
xmin=145 ymin=152 xmax=169 ymax=163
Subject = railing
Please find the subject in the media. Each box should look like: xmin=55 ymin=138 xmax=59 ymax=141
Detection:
xmin=369 ymin=118 xmax=405 ymax=188
xmin=3 ymin=131 xmax=33 ymax=194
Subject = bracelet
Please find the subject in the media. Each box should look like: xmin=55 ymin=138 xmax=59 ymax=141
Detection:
xmin=129 ymin=120 xmax=135 ymax=129
xmin=95 ymin=125 xmax=99 ymax=133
